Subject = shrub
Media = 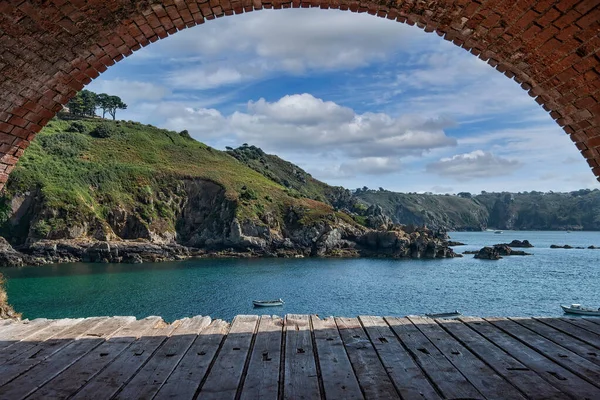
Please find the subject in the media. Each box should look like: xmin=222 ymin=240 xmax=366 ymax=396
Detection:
xmin=179 ymin=130 xmax=192 ymax=140
xmin=67 ymin=121 xmax=87 ymax=133
xmin=37 ymin=132 xmax=90 ymax=158
xmin=240 ymin=187 xmax=258 ymax=201
xmin=32 ymin=220 xmax=51 ymax=238
xmin=91 ymin=123 xmax=118 ymax=138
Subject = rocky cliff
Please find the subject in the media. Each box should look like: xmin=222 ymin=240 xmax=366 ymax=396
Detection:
xmin=0 ymin=117 xmax=457 ymax=267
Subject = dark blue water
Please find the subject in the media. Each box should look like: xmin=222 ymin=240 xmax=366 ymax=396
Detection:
xmin=1 ymin=231 xmax=599 ymax=321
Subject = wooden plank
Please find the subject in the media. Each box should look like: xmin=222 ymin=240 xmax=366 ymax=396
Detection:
xmin=438 ymin=318 xmax=566 ymax=400
xmin=513 ymin=318 xmax=600 ymax=365
xmin=562 ymin=317 xmax=600 ymax=336
xmin=385 ymin=316 xmax=482 ymax=399
xmin=25 ymin=317 xmax=160 ymax=400
xmin=199 ymin=315 xmax=258 ymax=400
xmin=312 ymin=316 xmax=363 ymax=400
xmin=0 ymin=317 xmax=130 ymax=399
xmin=585 ymin=318 xmax=600 ymax=326
xmin=154 ymin=319 xmax=229 ymax=400
xmin=409 ymin=316 xmax=526 ymax=399
xmin=537 ymin=318 xmax=600 ymax=350
xmin=114 ymin=316 xmax=211 ymax=400
xmin=0 ymin=319 xmax=52 ymax=348
xmin=0 ymin=318 xmax=105 ymax=387
xmin=360 ymin=316 xmax=440 ymax=400
xmin=490 ymin=318 xmax=600 ymax=387
xmin=463 ymin=317 xmax=600 ymax=399
xmin=239 ymin=315 xmax=283 ymax=400
xmin=283 ymin=314 xmax=321 ymax=400
xmin=336 ymin=317 xmax=399 ymax=399
xmin=70 ymin=317 xmax=177 ymax=400
xmin=0 ymin=318 xmax=82 ymax=364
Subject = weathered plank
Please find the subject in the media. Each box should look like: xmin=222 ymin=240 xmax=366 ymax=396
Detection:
xmin=385 ymin=316 xmax=482 ymax=399
xmin=154 ymin=319 xmax=229 ymax=400
xmin=26 ymin=317 xmax=159 ymax=400
xmin=312 ymin=316 xmax=363 ymax=400
xmin=490 ymin=318 xmax=600 ymax=387
xmin=409 ymin=316 xmax=526 ymax=399
xmin=199 ymin=315 xmax=258 ymax=400
xmin=537 ymin=318 xmax=600 ymax=349
xmin=0 ymin=318 xmax=104 ymax=387
xmin=438 ymin=318 xmax=566 ymax=400
xmin=359 ymin=315 xmax=440 ymax=400
xmin=114 ymin=316 xmax=211 ymax=400
xmin=562 ymin=317 xmax=600 ymax=336
xmin=337 ymin=317 xmax=399 ymax=399
xmin=0 ymin=317 xmax=129 ymax=399
xmin=0 ymin=319 xmax=52 ymax=348
xmin=513 ymin=317 xmax=600 ymax=365
xmin=240 ymin=315 xmax=283 ymax=400
xmin=0 ymin=318 xmax=83 ymax=364
xmin=283 ymin=314 xmax=321 ymax=400
xmin=71 ymin=317 xmax=177 ymax=400
xmin=463 ymin=317 xmax=600 ymax=399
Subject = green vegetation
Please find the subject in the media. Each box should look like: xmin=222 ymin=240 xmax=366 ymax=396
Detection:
xmin=2 ymin=117 xmax=344 ymax=243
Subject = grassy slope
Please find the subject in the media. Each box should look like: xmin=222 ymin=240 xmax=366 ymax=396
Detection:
xmin=3 ymin=117 xmax=346 ymax=238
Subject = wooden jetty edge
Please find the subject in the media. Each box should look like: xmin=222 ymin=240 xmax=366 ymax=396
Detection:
xmin=1 ymin=315 xmax=600 ymax=399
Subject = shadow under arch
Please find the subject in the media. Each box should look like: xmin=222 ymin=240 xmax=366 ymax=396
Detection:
xmin=0 ymin=0 xmax=598 ymax=189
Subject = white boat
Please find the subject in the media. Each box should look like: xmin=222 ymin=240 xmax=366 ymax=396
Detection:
xmin=425 ymin=311 xmax=462 ymax=319
xmin=253 ymin=298 xmax=284 ymax=307
xmin=561 ymin=304 xmax=600 ymax=316
xmin=494 ymin=230 xmax=503 ymax=234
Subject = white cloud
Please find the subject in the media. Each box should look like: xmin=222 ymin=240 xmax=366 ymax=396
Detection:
xmin=426 ymin=150 xmax=522 ymax=180
xmin=135 ymin=9 xmax=428 ymax=89
xmin=156 ymin=93 xmax=456 ymax=176
xmin=86 ymin=79 xmax=170 ymax=105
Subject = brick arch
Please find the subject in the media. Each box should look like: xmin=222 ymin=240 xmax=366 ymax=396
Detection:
xmin=0 ymin=1 xmax=599 ymax=189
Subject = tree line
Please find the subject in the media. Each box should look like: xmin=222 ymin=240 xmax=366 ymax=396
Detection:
xmin=66 ymin=90 xmax=127 ymax=120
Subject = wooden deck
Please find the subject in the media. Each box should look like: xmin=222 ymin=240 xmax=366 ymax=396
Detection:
xmin=1 ymin=315 xmax=600 ymax=399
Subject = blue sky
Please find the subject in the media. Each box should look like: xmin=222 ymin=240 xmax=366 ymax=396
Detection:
xmin=86 ymin=8 xmax=598 ymax=194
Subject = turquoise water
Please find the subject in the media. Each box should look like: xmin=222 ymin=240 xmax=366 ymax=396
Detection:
xmin=1 ymin=231 xmax=599 ymax=321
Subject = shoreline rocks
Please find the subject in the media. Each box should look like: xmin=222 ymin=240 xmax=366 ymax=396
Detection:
xmin=496 ymin=240 xmax=533 ymax=248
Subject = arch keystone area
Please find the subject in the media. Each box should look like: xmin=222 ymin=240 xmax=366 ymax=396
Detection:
xmin=0 ymin=0 xmax=599 ymax=188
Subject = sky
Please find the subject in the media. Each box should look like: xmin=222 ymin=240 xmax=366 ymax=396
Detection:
xmin=86 ymin=8 xmax=599 ymax=194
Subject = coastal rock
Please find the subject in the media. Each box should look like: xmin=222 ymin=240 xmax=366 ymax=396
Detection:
xmin=472 ymin=244 xmax=532 ymax=259
xmin=448 ymin=241 xmax=465 ymax=246
xmin=498 ymin=240 xmax=534 ymax=248
xmin=474 ymin=247 xmax=503 ymax=260
xmin=550 ymin=244 xmax=573 ymax=249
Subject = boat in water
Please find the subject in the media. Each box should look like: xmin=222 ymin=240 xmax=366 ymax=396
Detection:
xmin=494 ymin=230 xmax=503 ymax=234
xmin=425 ymin=311 xmax=462 ymax=319
xmin=561 ymin=304 xmax=600 ymax=316
xmin=253 ymin=298 xmax=284 ymax=307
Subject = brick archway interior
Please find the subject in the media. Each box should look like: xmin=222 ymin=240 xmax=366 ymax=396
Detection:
xmin=0 ymin=0 xmax=599 ymax=189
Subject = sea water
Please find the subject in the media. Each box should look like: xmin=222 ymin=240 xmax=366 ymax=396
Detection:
xmin=1 ymin=231 xmax=599 ymax=321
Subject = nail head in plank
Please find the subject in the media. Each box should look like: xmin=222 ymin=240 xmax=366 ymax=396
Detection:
xmin=336 ymin=316 xmax=400 ymax=399
xmin=154 ymin=319 xmax=229 ymax=400
xmin=438 ymin=318 xmax=566 ymax=400
xmin=312 ymin=316 xmax=363 ymax=400
xmin=199 ymin=315 xmax=258 ymax=400
xmin=385 ymin=316 xmax=483 ymax=399
xmin=284 ymin=314 xmax=321 ymax=400
xmin=240 ymin=315 xmax=283 ymax=400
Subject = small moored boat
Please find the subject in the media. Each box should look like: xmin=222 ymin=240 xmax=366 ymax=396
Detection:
xmin=561 ymin=304 xmax=600 ymax=316
xmin=425 ymin=311 xmax=462 ymax=319
xmin=253 ymin=298 xmax=284 ymax=307
xmin=494 ymin=230 xmax=503 ymax=234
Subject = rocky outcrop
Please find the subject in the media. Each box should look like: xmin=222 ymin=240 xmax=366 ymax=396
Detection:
xmin=474 ymin=247 xmax=503 ymax=260
xmin=357 ymin=227 xmax=457 ymax=259
xmin=472 ymin=244 xmax=532 ymax=259
xmin=497 ymin=240 xmax=533 ymax=248
xmin=550 ymin=244 xmax=585 ymax=249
